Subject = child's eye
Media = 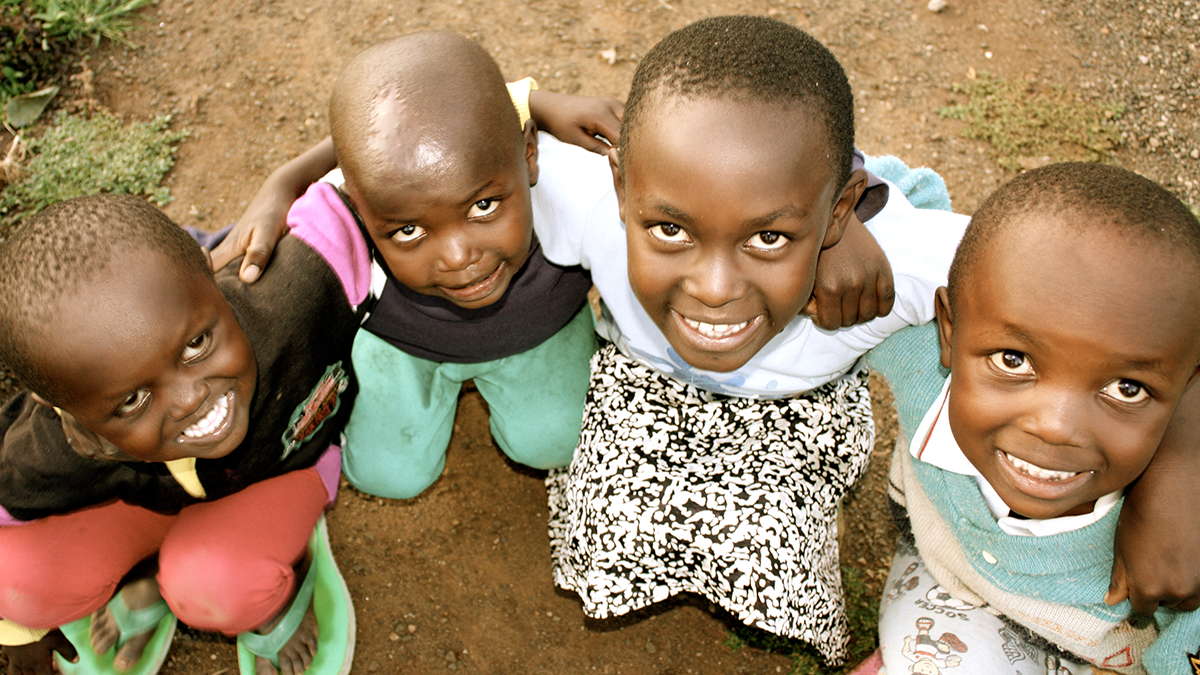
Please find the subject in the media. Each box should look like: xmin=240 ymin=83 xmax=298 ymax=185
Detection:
xmin=116 ymin=390 xmax=150 ymax=417
xmin=648 ymin=223 xmax=691 ymax=244
xmin=1102 ymin=379 xmax=1149 ymax=403
xmin=747 ymin=231 xmax=789 ymax=250
xmin=182 ymin=332 xmax=212 ymax=363
xmin=390 ymin=224 xmax=426 ymax=243
xmin=988 ymin=350 xmax=1033 ymax=375
xmin=468 ymin=199 xmax=499 ymax=218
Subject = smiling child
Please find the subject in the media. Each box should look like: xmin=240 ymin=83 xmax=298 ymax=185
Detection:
xmin=533 ymin=16 xmax=968 ymax=663
xmin=872 ymin=163 xmax=1200 ymax=674
xmin=0 ymin=194 xmax=362 ymax=675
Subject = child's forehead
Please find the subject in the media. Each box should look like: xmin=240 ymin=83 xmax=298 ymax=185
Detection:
xmin=974 ymin=216 xmax=1200 ymax=353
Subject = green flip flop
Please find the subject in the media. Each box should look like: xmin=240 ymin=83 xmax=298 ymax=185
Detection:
xmin=236 ymin=514 xmax=355 ymax=675
xmin=55 ymin=591 xmax=176 ymax=675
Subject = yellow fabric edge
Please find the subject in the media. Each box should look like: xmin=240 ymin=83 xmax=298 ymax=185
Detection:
xmin=165 ymin=457 xmax=207 ymax=499
xmin=0 ymin=620 xmax=49 ymax=646
xmin=505 ymin=77 xmax=538 ymax=129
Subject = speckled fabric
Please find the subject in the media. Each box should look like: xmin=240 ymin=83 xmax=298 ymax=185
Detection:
xmin=547 ymin=344 xmax=874 ymax=663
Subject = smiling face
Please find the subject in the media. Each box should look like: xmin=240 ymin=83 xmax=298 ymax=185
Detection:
xmin=35 ymin=248 xmax=256 ymax=463
xmin=938 ymin=216 xmax=1200 ymax=519
xmin=344 ymin=89 xmax=537 ymax=310
xmin=615 ymin=96 xmax=861 ymax=372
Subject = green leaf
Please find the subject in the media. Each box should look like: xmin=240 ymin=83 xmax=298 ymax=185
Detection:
xmin=4 ymin=86 xmax=59 ymax=127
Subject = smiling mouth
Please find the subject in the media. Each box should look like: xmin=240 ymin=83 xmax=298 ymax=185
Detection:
xmin=181 ymin=391 xmax=233 ymax=441
xmin=1002 ymin=452 xmax=1081 ymax=482
xmin=683 ymin=317 xmax=750 ymax=339
xmin=438 ymin=263 xmax=505 ymax=303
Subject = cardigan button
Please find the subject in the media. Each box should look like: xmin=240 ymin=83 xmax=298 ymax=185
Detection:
xmin=981 ymin=550 xmax=998 ymax=564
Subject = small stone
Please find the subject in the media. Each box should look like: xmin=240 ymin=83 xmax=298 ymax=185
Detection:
xmin=927 ymin=0 xmax=947 ymax=12
xmin=389 ymin=632 xmax=400 ymax=641
xmin=407 ymin=624 xmax=417 ymax=634
xmin=645 ymin=639 xmax=657 ymax=654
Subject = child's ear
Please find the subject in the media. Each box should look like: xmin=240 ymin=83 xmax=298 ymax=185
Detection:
xmin=935 ymin=286 xmax=954 ymax=370
xmin=608 ymin=147 xmax=626 ymax=224
xmin=822 ymin=168 xmax=869 ymax=249
xmin=523 ymin=119 xmax=540 ymax=187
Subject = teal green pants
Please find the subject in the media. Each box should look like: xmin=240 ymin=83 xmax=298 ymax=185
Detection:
xmin=342 ymin=305 xmax=598 ymax=499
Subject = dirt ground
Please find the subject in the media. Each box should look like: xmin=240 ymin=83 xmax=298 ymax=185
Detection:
xmin=4 ymin=0 xmax=1199 ymax=673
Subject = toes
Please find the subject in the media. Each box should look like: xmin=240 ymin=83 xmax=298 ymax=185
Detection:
xmin=255 ymin=655 xmax=280 ymax=675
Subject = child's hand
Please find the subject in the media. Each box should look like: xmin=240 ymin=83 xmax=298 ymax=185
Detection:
xmin=209 ymin=137 xmax=338 ymax=283
xmin=803 ymin=215 xmax=895 ymax=329
xmin=528 ymin=89 xmax=622 ymax=154
xmin=3 ymin=630 xmax=78 ymax=675
xmin=1107 ymin=384 xmax=1200 ymax=614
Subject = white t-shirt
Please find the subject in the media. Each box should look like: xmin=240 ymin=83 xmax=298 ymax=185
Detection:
xmin=532 ymin=133 xmax=970 ymax=398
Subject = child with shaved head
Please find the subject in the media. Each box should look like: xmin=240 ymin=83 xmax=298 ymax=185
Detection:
xmin=0 ymin=193 xmax=363 ymax=675
xmin=869 ymin=163 xmax=1200 ymax=674
xmin=244 ymin=31 xmax=605 ymax=499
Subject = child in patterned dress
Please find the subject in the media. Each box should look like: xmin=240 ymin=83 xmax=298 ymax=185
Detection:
xmin=532 ymin=16 xmax=1200 ymax=665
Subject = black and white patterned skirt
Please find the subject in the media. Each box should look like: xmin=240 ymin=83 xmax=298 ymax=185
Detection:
xmin=547 ymin=344 xmax=874 ymax=663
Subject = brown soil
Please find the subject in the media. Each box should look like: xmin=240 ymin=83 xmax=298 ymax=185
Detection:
xmin=3 ymin=0 xmax=1197 ymax=673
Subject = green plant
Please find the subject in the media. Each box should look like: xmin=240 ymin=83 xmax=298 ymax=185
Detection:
xmin=0 ymin=111 xmax=188 ymax=228
xmin=724 ymin=565 xmax=879 ymax=675
xmin=938 ymin=73 xmax=1125 ymax=171
xmin=31 ymin=0 xmax=152 ymax=46
xmin=1 ymin=0 xmax=150 ymax=111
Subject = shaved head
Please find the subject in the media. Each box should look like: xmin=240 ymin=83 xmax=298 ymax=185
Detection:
xmin=329 ymin=32 xmax=521 ymax=207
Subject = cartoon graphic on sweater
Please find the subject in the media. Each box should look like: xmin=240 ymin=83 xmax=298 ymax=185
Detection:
xmin=1189 ymin=648 xmax=1200 ymax=674
xmin=884 ymin=562 xmax=922 ymax=606
xmin=900 ymin=617 xmax=968 ymax=673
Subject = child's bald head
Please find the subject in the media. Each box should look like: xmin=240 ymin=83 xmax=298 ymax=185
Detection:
xmin=329 ymin=31 xmax=522 ymax=205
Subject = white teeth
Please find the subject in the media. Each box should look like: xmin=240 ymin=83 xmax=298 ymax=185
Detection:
xmin=684 ymin=318 xmax=749 ymax=339
xmin=1004 ymin=452 xmax=1079 ymax=482
xmin=182 ymin=391 xmax=232 ymax=439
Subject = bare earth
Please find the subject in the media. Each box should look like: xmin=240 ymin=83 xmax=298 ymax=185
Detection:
xmin=5 ymin=0 xmax=1199 ymax=673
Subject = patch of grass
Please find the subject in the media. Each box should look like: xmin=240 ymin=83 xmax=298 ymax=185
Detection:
xmin=938 ymin=73 xmax=1124 ymax=171
xmin=1 ymin=0 xmax=150 ymax=109
xmin=0 ymin=111 xmax=188 ymax=230
xmin=725 ymin=565 xmax=879 ymax=675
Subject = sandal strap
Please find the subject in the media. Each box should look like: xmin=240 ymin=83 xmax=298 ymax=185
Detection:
xmin=237 ymin=557 xmax=318 ymax=663
xmin=109 ymin=595 xmax=171 ymax=641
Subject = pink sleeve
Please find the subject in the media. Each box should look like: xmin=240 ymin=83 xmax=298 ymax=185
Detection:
xmin=313 ymin=445 xmax=342 ymax=507
xmin=0 ymin=505 xmax=30 ymax=526
xmin=286 ymin=183 xmax=372 ymax=306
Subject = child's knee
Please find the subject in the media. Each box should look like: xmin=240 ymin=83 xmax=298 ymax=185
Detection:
xmin=343 ymin=456 xmax=445 ymax=499
xmin=491 ymin=416 xmax=580 ymax=469
xmin=158 ymin=544 xmax=290 ymax=634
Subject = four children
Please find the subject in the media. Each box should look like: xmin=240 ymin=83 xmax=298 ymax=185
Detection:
xmin=1 ymin=13 xmax=1198 ymax=675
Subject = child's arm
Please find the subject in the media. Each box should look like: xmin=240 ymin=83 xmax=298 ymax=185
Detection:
xmin=528 ymin=89 xmax=622 ymax=154
xmin=1108 ymin=383 xmax=1200 ymax=614
xmin=802 ymin=213 xmax=896 ymax=330
xmin=2 ymin=629 xmax=78 ymax=675
xmin=209 ymin=137 xmax=337 ymax=283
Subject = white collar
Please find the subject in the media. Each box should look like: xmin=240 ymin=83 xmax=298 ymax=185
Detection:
xmin=911 ymin=376 xmax=1120 ymax=537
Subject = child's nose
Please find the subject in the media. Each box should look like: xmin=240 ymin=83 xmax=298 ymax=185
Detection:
xmin=1021 ymin=386 xmax=1089 ymax=448
xmin=170 ymin=378 xmax=210 ymax=421
xmin=684 ymin=251 xmax=747 ymax=307
xmin=436 ymin=233 xmax=482 ymax=272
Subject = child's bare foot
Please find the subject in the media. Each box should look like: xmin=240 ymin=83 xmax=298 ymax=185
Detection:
xmin=90 ymin=573 xmax=163 ymax=672
xmin=252 ymin=550 xmax=319 ymax=675
xmin=255 ymin=610 xmax=318 ymax=675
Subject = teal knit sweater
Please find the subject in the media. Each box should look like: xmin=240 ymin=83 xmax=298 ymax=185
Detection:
xmin=864 ymin=322 xmax=1200 ymax=675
